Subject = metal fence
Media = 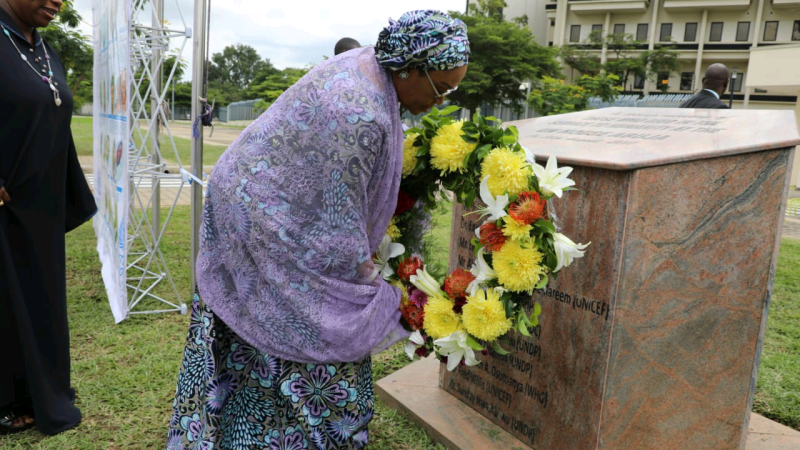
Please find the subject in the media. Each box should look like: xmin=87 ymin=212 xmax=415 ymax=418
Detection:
xmin=80 ymin=93 xmax=695 ymax=126
xmin=787 ymin=204 xmax=800 ymax=217
xmin=636 ymin=94 xmax=694 ymax=108
xmin=227 ymin=99 xmax=264 ymax=122
xmin=401 ymin=102 xmax=536 ymax=128
xmin=398 ymin=93 xmax=693 ymax=127
xmin=172 ymin=105 xmax=228 ymax=122
xmin=588 ymin=94 xmax=640 ymax=109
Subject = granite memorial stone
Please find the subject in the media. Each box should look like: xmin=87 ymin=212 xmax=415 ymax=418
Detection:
xmin=395 ymin=108 xmax=800 ymax=450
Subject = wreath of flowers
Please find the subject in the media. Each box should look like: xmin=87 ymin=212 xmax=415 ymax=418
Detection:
xmin=374 ymin=106 xmax=589 ymax=371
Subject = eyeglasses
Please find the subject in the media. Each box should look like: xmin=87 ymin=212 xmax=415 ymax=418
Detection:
xmin=424 ymin=69 xmax=458 ymax=99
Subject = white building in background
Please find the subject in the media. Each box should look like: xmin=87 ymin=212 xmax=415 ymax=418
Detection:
xmin=505 ymin=0 xmax=800 ymax=110
xmin=502 ymin=0 xmax=552 ymax=46
xmin=500 ymin=0 xmax=800 ymax=184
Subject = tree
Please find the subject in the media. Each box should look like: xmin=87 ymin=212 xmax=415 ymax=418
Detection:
xmin=164 ymin=54 xmax=188 ymax=82
xmin=558 ymin=45 xmax=602 ymax=78
xmin=248 ymin=67 xmax=309 ymax=111
xmin=600 ymin=33 xmax=645 ymax=90
xmin=207 ymin=44 xmax=272 ymax=96
xmin=641 ymin=45 xmax=680 ymax=85
xmin=39 ymin=0 xmax=93 ymax=109
xmin=577 ymin=73 xmax=622 ymax=102
xmin=559 ymin=31 xmax=679 ymax=92
xmin=448 ymin=0 xmax=561 ymax=117
xmin=528 ymin=76 xmax=589 ymax=116
xmin=528 ymin=73 xmax=621 ymax=116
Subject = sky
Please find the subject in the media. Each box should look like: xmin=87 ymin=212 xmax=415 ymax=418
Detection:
xmin=72 ymin=0 xmax=467 ymax=80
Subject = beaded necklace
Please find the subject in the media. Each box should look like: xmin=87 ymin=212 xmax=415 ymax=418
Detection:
xmin=1 ymin=23 xmax=61 ymax=106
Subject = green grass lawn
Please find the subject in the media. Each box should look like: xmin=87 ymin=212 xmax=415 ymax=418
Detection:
xmin=0 ymin=205 xmax=452 ymax=450
xmin=71 ymin=116 xmax=229 ymax=167
xmin=0 ymin=201 xmax=796 ymax=449
xmin=753 ymin=238 xmax=800 ymax=430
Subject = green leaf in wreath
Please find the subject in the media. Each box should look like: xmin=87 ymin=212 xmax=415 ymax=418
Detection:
xmin=501 ymin=135 xmax=517 ymax=146
xmin=534 ymin=219 xmax=556 ymax=234
xmin=440 ymin=105 xmax=461 ymax=116
xmin=492 ymin=340 xmax=511 ymax=355
xmin=466 ymin=334 xmax=485 ymax=351
xmin=535 ymin=273 xmax=549 ymax=289
xmin=518 ymin=320 xmax=531 ymax=337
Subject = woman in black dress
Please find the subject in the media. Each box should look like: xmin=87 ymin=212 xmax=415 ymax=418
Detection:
xmin=0 ymin=0 xmax=96 ymax=436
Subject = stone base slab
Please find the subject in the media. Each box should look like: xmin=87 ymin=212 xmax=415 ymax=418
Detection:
xmin=376 ymin=357 xmax=800 ymax=450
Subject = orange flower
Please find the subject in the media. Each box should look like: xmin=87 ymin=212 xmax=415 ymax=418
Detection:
xmin=397 ymin=257 xmax=424 ymax=281
xmin=479 ymin=222 xmax=507 ymax=253
xmin=401 ymin=303 xmax=425 ymax=330
xmin=509 ymin=191 xmax=546 ymax=225
xmin=444 ymin=269 xmax=476 ymax=299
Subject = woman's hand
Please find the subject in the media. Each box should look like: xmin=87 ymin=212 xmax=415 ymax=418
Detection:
xmin=357 ymin=260 xmax=380 ymax=285
xmin=0 ymin=187 xmax=10 ymax=206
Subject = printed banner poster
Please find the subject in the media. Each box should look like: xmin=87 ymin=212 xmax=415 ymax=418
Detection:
xmin=93 ymin=0 xmax=130 ymax=323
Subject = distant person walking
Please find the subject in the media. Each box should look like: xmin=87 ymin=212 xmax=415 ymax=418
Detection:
xmin=334 ymin=37 xmax=360 ymax=55
xmin=680 ymin=64 xmax=730 ymax=109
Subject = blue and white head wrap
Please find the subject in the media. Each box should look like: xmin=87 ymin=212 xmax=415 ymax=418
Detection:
xmin=375 ymin=10 xmax=470 ymax=72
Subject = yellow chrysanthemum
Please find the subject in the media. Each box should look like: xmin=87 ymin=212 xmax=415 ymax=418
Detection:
xmin=480 ymin=147 xmax=532 ymax=196
xmin=502 ymin=216 xmax=532 ymax=242
xmin=430 ymin=120 xmax=477 ymax=174
xmin=423 ymin=296 xmax=463 ymax=339
xmin=462 ymin=288 xmax=513 ymax=341
xmin=493 ymin=240 xmax=545 ymax=293
xmin=387 ymin=217 xmax=402 ymax=240
xmin=390 ymin=279 xmax=410 ymax=305
xmin=402 ymin=133 xmax=420 ymax=178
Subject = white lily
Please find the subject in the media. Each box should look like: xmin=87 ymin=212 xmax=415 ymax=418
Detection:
xmin=553 ymin=232 xmax=590 ymax=272
xmin=473 ymin=176 xmax=508 ymax=222
xmin=409 ymin=265 xmax=447 ymax=299
xmin=466 ymin=248 xmax=497 ymax=296
xmin=373 ymin=235 xmax=405 ymax=281
xmin=404 ymin=330 xmax=426 ymax=360
xmin=532 ymin=155 xmax=575 ymax=198
xmin=521 ymin=145 xmax=535 ymax=166
xmin=434 ymin=330 xmax=480 ymax=372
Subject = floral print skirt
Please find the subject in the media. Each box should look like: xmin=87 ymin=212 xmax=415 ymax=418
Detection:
xmin=166 ymin=292 xmax=374 ymax=450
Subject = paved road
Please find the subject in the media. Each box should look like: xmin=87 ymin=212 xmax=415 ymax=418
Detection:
xmin=163 ymin=122 xmax=243 ymax=147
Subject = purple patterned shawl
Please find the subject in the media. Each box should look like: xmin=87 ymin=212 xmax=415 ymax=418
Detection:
xmin=196 ymin=47 xmax=407 ymax=363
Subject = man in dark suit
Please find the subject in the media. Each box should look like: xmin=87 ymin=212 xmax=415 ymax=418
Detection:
xmin=680 ymin=64 xmax=730 ymax=109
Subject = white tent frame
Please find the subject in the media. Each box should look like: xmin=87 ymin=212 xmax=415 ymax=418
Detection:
xmin=124 ymin=0 xmax=197 ymax=316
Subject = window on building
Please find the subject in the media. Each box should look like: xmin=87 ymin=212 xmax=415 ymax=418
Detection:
xmin=591 ymin=24 xmax=603 ymax=40
xmin=660 ymin=23 xmax=673 ymax=42
xmin=658 ymin=72 xmax=670 ymax=88
xmin=793 ymin=20 xmax=800 ymax=41
xmin=570 ymin=25 xmax=581 ymax=43
xmin=736 ymin=22 xmax=750 ymax=41
xmin=636 ymin=23 xmax=649 ymax=41
xmin=709 ymin=22 xmax=723 ymax=42
xmin=634 ymin=74 xmax=645 ymax=90
xmin=763 ymin=21 xmax=778 ymax=41
xmin=614 ymin=24 xmax=625 ymax=37
xmin=684 ymin=23 xmax=698 ymax=42
xmin=731 ymin=72 xmax=744 ymax=92
xmin=680 ymin=72 xmax=694 ymax=91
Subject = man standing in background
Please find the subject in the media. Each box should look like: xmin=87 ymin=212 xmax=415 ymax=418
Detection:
xmin=334 ymin=37 xmax=360 ymax=56
xmin=680 ymin=64 xmax=730 ymax=109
